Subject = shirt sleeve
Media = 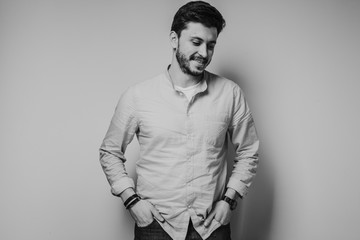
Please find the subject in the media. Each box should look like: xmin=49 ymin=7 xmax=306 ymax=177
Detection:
xmin=99 ymin=86 xmax=138 ymax=196
xmin=226 ymin=85 xmax=260 ymax=198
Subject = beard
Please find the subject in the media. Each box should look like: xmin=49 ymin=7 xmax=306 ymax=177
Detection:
xmin=175 ymin=48 xmax=210 ymax=76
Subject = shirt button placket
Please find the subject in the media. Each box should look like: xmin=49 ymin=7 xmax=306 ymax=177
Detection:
xmin=185 ymin=106 xmax=195 ymax=210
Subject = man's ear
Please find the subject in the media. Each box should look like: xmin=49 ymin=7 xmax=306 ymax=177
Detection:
xmin=169 ymin=31 xmax=178 ymax=50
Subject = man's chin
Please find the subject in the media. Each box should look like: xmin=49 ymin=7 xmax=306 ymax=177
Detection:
xmin=188 ymin=68 xmax=204 ymax=76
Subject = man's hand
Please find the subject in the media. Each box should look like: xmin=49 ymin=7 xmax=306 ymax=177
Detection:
xmin=129 ymin=199 xmax=164 ymax=227
xmin=204 ymin=200 xmax=232 ymax=227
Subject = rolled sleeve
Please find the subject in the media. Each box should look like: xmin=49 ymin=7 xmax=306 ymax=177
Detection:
xmin=99 ymin=87 xmax=138 ymax=196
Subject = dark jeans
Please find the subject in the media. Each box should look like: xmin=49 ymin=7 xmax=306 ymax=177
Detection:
xmin=134 ymin=220 xmax=231 ymax=240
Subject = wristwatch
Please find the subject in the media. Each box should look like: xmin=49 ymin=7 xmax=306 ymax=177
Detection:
xmin=222 ymin=196 xmax=237 ymax=210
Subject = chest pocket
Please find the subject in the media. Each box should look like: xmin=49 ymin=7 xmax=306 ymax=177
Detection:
xmin=202 ymin=113 xmax=229 ymax=147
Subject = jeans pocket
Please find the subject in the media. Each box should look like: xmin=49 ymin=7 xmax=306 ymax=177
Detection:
xmin=136 ymin=218 xmax=155 ymax=228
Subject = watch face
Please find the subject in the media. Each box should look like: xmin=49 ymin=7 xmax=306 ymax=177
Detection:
xmin=223 ymin=196 xmax=237 ymax=210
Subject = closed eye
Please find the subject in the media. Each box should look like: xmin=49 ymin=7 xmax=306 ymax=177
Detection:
xmin=208 ymin=44 xmax=215 ymax=50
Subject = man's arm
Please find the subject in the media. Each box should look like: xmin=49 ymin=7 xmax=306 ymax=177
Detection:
xmin=99 ymin=87 xmax=164 ymax=226
xmin=226 ymin=86 xmax=259 ymax=198
xmin=205 ymin=86 xmax=259 ymax=227
xmin=99 ymin=87 xmax=138 ymax=196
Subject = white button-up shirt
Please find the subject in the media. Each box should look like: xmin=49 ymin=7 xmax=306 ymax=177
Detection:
xmin=99 ymin=69 xmax=259 ymax=240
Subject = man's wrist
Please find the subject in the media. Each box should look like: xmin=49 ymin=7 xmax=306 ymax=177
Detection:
xmin=222 ymin=188 xmax=242 ymax=210
xmin=222 ymin=196 xmax=237 ymax=210
xmin=124 ymin=193 xmax=141 ymax=209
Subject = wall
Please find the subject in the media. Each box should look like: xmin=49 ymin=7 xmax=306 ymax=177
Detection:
xmin=1 ymin=0 xmax=359 ymax=239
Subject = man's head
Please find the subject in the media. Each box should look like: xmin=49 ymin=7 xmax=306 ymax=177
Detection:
xmin=171 ymin=1 xmax=226 ymax=38
xmin=170 ymin=1 xmax=226 ymax=77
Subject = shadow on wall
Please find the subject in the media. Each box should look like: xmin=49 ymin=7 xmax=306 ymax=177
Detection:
xmin=222 ymin=70 xmax=275 ymax=240
xmin=231 ymin=148 xmax=275 ymax=240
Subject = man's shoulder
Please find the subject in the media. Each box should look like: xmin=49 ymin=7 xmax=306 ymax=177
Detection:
xmin=122 ymin=73 xmax=165 ymax=98
xmin=119 ymin=72 xmax=166 ymax=103
xmin=206 ymin=71 xmax=242 ymax=92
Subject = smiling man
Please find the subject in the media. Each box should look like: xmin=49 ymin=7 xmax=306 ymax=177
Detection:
xmin=99 ymin=1 xmax=259 ymax=240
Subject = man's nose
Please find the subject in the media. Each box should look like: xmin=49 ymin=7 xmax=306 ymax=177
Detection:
xmin=198 ymin=44 xmax=208 ymax=58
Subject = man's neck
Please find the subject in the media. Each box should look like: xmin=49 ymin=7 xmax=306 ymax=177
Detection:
xmin=168 ymin=62 xmax=203 ymax=88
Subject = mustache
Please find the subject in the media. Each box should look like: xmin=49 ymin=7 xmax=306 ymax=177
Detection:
xmin=190 ymin=54 xmax=208 ymax=64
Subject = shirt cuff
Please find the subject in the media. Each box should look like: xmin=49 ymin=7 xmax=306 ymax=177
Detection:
xmin=227 ymin=178 xmax=249 ymax=198
xmin=110 ymin=178 xmax=135 ymax=196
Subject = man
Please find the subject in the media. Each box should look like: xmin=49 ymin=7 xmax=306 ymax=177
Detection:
xmin=99 ymin=1 xmax=259 ymax=239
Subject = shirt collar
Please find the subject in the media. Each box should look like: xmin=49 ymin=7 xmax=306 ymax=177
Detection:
xmin=164 ymin=65 xmax=208 ymax=94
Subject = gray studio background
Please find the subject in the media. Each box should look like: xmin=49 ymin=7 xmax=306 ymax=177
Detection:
xmin=1 ymin=0 xmax=359 ymax=239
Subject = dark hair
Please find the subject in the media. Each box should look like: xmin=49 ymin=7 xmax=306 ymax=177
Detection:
xmin=171 ymin=1 xmax=226 ymax=37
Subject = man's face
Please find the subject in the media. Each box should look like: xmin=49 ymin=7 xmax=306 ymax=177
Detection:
xmin=175 ymin=22 xmax=218 ymax=76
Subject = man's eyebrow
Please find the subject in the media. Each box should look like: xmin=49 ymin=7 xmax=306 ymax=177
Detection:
xmin=190 ymin=37 xmax=203 ymax=41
